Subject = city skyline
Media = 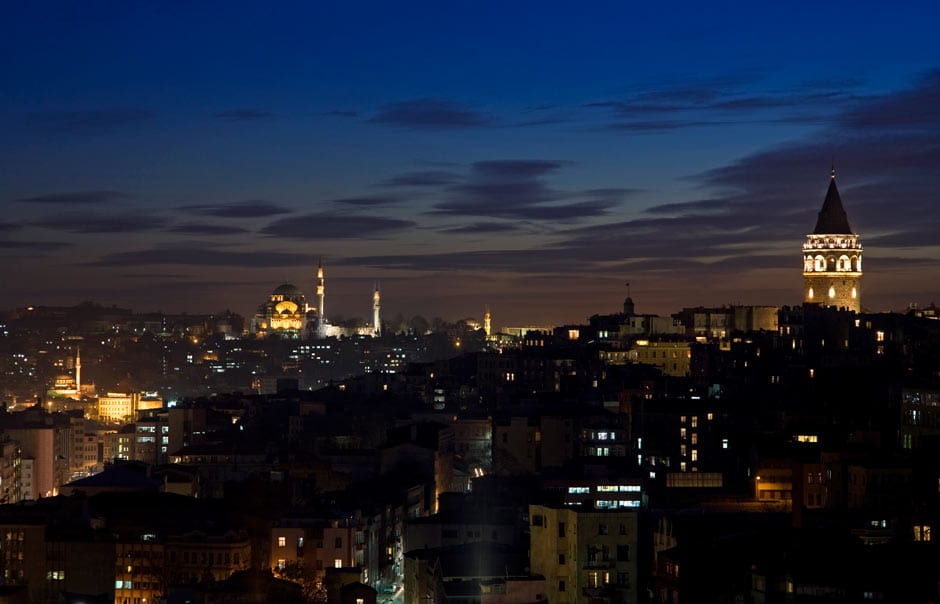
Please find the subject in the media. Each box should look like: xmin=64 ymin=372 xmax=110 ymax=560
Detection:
xmin=3 ymin=3 xmax=940 ymax=325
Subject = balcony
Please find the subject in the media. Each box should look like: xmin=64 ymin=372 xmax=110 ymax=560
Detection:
xmin=582 ymin=559 xmax=616 ymax=570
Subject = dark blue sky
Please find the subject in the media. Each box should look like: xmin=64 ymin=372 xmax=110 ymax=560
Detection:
xmin=3 ymin=2 xmax=939 ymax=325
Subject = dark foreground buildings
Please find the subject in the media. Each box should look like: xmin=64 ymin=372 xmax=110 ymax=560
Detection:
xmin=0 ymin=171 xmax=939 ymax=603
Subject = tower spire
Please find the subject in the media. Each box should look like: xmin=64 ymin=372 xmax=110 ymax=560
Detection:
xmin=316 ymin=258 xmax=326 ymax=338
xmin=803 ymin=168 xmax=862 ymax=312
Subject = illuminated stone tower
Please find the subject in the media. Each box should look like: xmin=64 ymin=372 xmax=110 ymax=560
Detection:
xmin=373 ymin=284 xmax=381 ymax=337
xmin=316 ymin=259 xmax=326 ymax=337
xmin=803 ymin=168 xmax=862 ymax=312
xmin=483 ymin=305 xmax=491 ymax=337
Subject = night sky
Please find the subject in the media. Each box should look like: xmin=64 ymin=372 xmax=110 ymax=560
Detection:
xmin=3 ymin=2 xmax=940 ymax=327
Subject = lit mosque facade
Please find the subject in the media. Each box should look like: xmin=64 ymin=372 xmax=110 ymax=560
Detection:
xmin=250 ymin=261 xmax=382 ymax=339
xmin=803 ymin=168 xmax=863 ymax=313
xmin=250 ymin=283 xmax=317 ymax=338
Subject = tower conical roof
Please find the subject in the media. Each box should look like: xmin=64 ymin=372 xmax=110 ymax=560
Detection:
xmin=813 ymin=176 xmax=853 ymax=234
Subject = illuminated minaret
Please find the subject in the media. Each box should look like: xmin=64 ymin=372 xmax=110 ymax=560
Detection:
xmin=483 ymin=305 xmax=491 ymax=337
xmin=802 ymin=166 xmax=862 ymax=312
xmin=74 ymin=345 xmax=81 ymax=394
xmin=316 ymin=259 xmax=326 ymax=337
xmin=373 ymin=284 xmax=381 ymax=337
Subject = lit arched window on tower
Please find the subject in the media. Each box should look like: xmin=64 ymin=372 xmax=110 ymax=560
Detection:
xmin=837 ymin=255 xmax=850 ymax=271
xmin=851 ymin=287 xmax=857 ymax=299
xmin=804 ymin=257 xmax=813 ymax=272
xmin=828 ymin=286 xmax=835 ymax=298
xmin=808 ymin=287 xmax=814 ymax=299
xmin=815 ymin=256 xmax=826 ymax=271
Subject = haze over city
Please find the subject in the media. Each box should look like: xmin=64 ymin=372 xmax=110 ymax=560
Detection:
xmin=2 ymin=2 xmax=939 ymax=324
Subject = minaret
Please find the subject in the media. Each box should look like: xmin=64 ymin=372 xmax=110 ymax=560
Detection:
xmin=483 ymin=305 xmax=491 ymax=337
xmin=316 ymin=259 xmax=326 ymax=337
xmin=373 ymin=284 xmax=381 ymax=337
xmin=802 ymin=166 xmax=862 ymax=312
xmin=74 ymin=345 xmax=81 ymax=395
xmin=623 ymin=282 xmax=635 ymax=316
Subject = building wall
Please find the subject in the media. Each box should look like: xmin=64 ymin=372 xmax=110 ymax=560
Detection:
xmin=631 ymin=342 xmax=691 ymax=377
xmin=529 ymin=504 xmax=639 ymax=604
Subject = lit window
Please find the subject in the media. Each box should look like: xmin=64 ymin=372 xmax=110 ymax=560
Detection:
xmin=334 ymin=559 xmax=342 ymax=568
xmin=277 ymin=559 xmax=286 ymax=570
xmin=808 ymin=287 xmax=814 ymax=299
xmin=876 ymin=331 xmax=885 ymax=342
xmin=277 ymin=536 xmax=286 ymax=548
xmin=722 ymin=438 xmax=729 ymax=449
xmin=828 ymin=286 xmax=835 ymax=298
xmin=691 ymin=449 xmax=698 ymax=462
xmin=691 ymin=417 xmax=698 ymax=428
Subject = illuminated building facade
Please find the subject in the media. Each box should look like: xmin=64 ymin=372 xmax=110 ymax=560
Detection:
xmin=529 ymin=503 xmax=639 ymax=604
xmin=803 ymin=168 xmax=862 ymax=312
xmin=251 ymin=283 xmax=317 ymax=338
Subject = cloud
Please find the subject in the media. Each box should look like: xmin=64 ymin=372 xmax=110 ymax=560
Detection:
xmin=379 ymin=171 xmax=459 ymax=187
xmin=167 ymin=223 xmax=251 ymax=235
xmin=0 ymin=222 xmax=20 ymax=233
xmin=838 ymin=68 xmax=940 ymax=129
xmin=370 ymin=98 xmax=495 ymax=129
xmin=439 ymin=222 xmax=522 ymax=234
xmin=261 ymin=213 xmax=415 ymax=239
xmin=213 ymin=108 xmax=274 ymax=122
xmin=89 ymin=247 xmax=313 ymax=267
xmin=31 ymin=211 xmax=169 ymax=233
xmin=28 ymin=108 xmax=154 ymax=135
xmin=179 ymin=200 xmax=293 ymax=218
xmin=16 ymin=190 xmax=132 ymax=205
xmin=605 ymin=119 xmax=725 ymax=132
xmin=430 ymin=160 xmax=630 ymax=220
xmin=587 ymin=76 xmax=860 ymax=131
xmin=331 ymin=196 xmax=401 ymax=207
xmin=0 ymin=240 xmax=71 ymax=251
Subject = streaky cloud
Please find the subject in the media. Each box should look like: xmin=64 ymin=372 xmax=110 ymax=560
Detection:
xmin=179 ymin=200 xmax=293 ymax=218
xmin=16 ymin=190 xmax=132 ymax=205
xmin=167 ymin=223 xmax=251 ymax=235
xmin=261 ymin=213 xmax=415 ymax=239
xmin=370 ymin=98 xmax=494 ymax=129
xmin=380 ymin=171 xmax=459 ymax=187
xmin=332 ymin=196 xmax=401 ymax=207
xmin=439 ymin=222 xmax=523 ymax=234
xmin=32 ymin=211 xmax=169 ymax=234
xmin=89 ymin=247 xmax=312 ymax=267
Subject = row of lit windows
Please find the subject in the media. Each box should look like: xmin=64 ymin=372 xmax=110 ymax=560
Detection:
xmin=277 ymin=536 xmax=341 ymax=549
xmin=806 ymin=286 xmax=858 ymax=300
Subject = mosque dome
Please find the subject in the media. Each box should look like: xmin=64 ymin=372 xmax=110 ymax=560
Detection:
xmin=273 ymin=283 xmax=303 ymax=297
